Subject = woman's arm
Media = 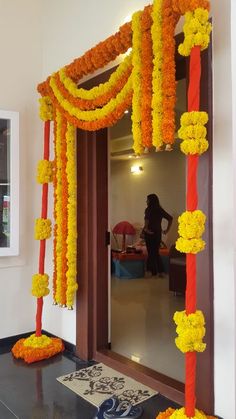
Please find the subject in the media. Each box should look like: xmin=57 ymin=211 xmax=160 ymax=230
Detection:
xmin=161 ymin=209 xmax=173 ymax=235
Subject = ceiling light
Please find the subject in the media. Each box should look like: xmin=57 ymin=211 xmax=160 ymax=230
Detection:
xmin=124 ymin=110 xmax=129 ymax=114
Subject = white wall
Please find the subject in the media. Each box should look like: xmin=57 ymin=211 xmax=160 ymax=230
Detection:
xmin=0 ymin=1 xmax=43 ymax=338
xmin=110 ymin=151 xmax=186 ymax=248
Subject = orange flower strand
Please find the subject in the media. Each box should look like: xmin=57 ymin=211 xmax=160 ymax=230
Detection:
xmin=141 ymin=20 xmax=153 ymax=149
xmin=171 ymin=0 xmax=210 ymax=14
xmin=162 ymin=0 xmax=179 ymax=144
xmin=12 ymin=338 xmax=64 ymax=364
xmin=54 ymin=66 xmax=132 ymax=111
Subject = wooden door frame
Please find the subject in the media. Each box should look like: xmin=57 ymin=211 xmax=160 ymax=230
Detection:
xmin=75 ymin=34 xmax=214 ymax=413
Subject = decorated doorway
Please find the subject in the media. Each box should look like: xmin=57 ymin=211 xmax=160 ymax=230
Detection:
xmin=20 ymin=1 xmax=215 ymax=418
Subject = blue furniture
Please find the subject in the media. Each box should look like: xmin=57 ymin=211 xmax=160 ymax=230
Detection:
xmin=113 ymin=258 xmax=145 ymax=279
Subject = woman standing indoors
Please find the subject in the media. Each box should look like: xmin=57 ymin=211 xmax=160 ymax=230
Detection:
xmin=144 ymin=194 xmax=173 ymax=276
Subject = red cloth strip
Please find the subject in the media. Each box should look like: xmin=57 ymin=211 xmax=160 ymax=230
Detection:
xmin=187 ymin=155 xmax=198 ymax=211
xmin=36 ymin=121 xmax=51 ymax=337
xmin=186 ymin=254 xmax=197 ymax=314
xmin=185 ymin=46 xmax=201 ymax=417
xmin=185 ymin=352 xmax=197 ymax=417
xmin=188 ymin=46 xmax=201 ymax=112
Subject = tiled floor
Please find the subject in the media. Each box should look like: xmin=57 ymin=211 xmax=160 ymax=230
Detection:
xmin=0 ymin=346 xmax=178 ymax=419
xmin=111 ymin=274 xmax=185 ymax=382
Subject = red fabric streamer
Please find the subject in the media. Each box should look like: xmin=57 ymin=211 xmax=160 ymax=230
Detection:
xmin=187 ymin=155 xmax=198 ymax=211
xmin=184 ymin=46 xmax=201 ymax=417
xmin=188 ymin=46 xmax=201 ymax=112
xmin=186 ymin=254 xmax=197 ymax=315
xmin=35 ymin=121 xmax=51 ymax=337
xmin=185 ymin=352 xmax=197 ymax=417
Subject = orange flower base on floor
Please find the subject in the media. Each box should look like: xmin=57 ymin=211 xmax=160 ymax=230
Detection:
xmin=12 ymin=336 xmax=64 ymax=363
xmin=156 ymin=408 xmax=217 ymax=419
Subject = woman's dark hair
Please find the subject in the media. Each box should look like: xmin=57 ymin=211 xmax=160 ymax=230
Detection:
xmin=147 ymin=194 xmax=160 ymax=208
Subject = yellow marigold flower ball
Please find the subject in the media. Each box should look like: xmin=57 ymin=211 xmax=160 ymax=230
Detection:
xmin=176 ymin=237 xmax=205 ymax=254
xmin=178 ymin=210 xmax=206 ymax=239
xmin=37 ymin=160 xmax=53 ymax=184
xmin=31 ymin=273 xmax=50 ymax=298
xmin=180 ymin=111 xmax=208 ymax=126
xmin=35 ymin=218 xmax=52 ymax=240
xmin=39 ymin=96 xmax=53 ymax=121
xmin=180 ymin=138 xmax=209 ymax=155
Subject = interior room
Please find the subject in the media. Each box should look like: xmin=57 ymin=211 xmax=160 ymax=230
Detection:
xmin=109 ymin=80 xmax=186 ymax=382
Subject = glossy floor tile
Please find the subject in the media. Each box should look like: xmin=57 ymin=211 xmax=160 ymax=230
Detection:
xmin=111 ymin=274 xmax=185 ymax=382
xmin=0 ymin=349 xmax=178 ymax=419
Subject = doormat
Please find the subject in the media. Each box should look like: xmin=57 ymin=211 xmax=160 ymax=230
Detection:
xmin=57 ymin=363 xmax=157 ymax=407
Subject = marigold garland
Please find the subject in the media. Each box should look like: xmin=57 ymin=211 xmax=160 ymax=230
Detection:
xmin=59 ymin=53 xmax=132 ymax=101
xmin=151 ymin=0 xmax=164 ymax=150
xmin=60 ymin=117 xmax=69 ymax=306
xmin=141 ymin=9 xmax=153 ymax=150
xmin=52 ymin=116 xmax=58 ymax=302
xmin=50 ymin=87 xmax=133 ymax=131
xmin=31 ymin=273 xmax=50 ymax=298
xmin=55 ymin=65 xmax=132 ymax=111
xmin=65 ymin=122 xmax=78 ymax=308
xmin=12 ymin=337 xmax=64 ymax=364
xmin=161 ymin=0 xmax=178 ymax=147
xmin=178 ymin=8 xmax=212 ymax=56
xmin=171 ymin=0 xmax=210 ymax=15
xmin=173 ymin=310 xmax=206 ymax=353
xmin=50 ymin=72 xmax=133 ymax=122
xmin=34 ymin=218 xmax=52 ymax=240
xmin=54 ymin=112 xmax=64 ymax=305
xmin=131 ymin=11 xmax=143 ymax=155
xmin=37 ymin=160 xmax=53 ymax=184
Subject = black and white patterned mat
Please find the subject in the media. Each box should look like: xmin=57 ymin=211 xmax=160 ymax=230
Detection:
xmin=57 ymin=363 xmax=157 ymax=407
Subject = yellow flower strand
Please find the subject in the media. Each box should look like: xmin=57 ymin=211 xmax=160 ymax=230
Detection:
xmin=131 ymin=11 xmax=143 ymax=155
xmin=54 ymin=111 xmax=63 ymax=304
xmin=37 ymin=160 xmax=53 ymax=184
xmin=173 ymin=310 xmax=206 ymax=353
xmin=178 ymin=210 xmax=206 ymax=239
xmin=59 ymin=53 xmax=132 ymax=100
xmin=50 ymin=73 xmax=132 ymax=122
xmin=31 ymin=273 xmax=50 ymax=298
xmin=151 ymin=0 xmax=163 ymax=150
xmin=65 ymin=122 xmax=78 ymax=308
xmin=178 ymin=8 xmax=212 ymax=57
